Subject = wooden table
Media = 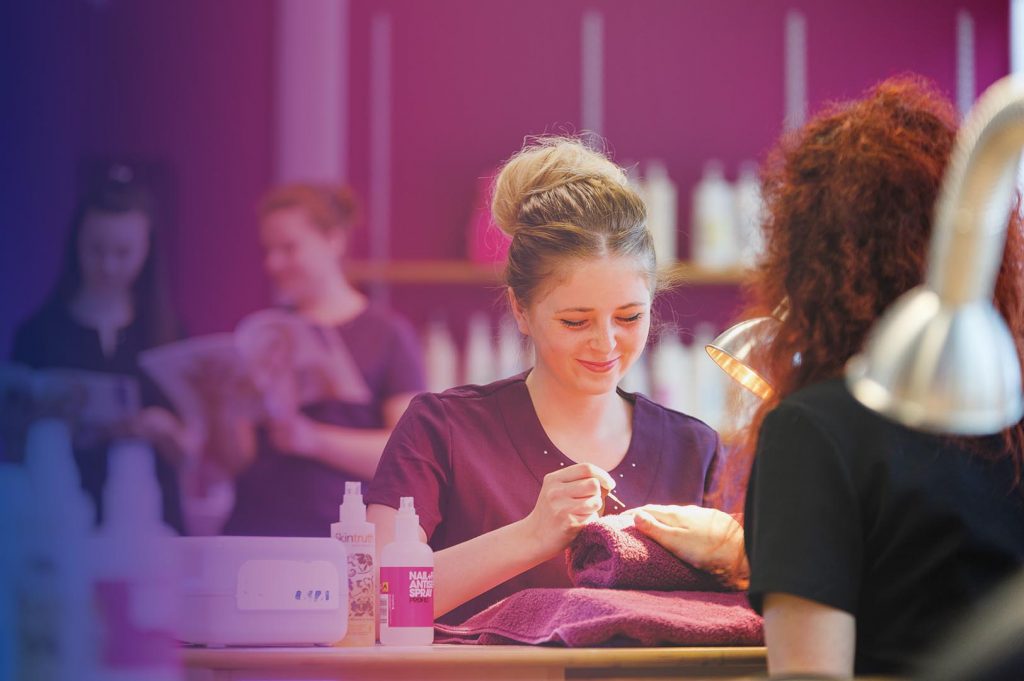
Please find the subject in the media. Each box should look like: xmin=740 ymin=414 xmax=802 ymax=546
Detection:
xmin=183 ymin=644 xmax=768 ymax=680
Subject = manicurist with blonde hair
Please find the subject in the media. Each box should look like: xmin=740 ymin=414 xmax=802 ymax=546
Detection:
xmin=366 ymin=137 xmax=740 ymax=625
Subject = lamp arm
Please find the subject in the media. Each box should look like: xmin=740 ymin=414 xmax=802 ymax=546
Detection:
xmin=929 ymin=77 xmax=1024 ymax=305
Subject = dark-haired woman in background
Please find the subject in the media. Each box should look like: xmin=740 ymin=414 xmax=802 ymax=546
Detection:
xmin=11 ymin=168 xmax=187 ymax=531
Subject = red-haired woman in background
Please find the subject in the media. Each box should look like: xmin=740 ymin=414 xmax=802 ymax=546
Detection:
xmin=207 ymin=184 xmax=425 ymax=537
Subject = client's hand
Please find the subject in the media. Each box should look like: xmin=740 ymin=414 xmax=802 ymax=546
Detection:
xmin=627 ymin=504 xmax=749 ymax=588
xmin=523 ymin=463 xmax=616 ymax=559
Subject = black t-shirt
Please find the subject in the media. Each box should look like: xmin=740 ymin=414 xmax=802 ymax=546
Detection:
xmin=10 ymin=303 xmax=184 ymax=533
xmin=744 ymin=378 xmax=1024 ymax=675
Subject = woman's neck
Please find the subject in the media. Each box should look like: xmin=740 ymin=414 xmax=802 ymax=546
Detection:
xmin=525 ymin=366 xmax=629 ymax=442
xmin=70 ymin=288 xmax=133 ymax=328
xmin=294 ymin=276 xmax=367 ymax=326
xmin=69 ymin=288 xmax=134 ymax=358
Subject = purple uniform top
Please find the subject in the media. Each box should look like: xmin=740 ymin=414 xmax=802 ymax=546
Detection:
xmin=366 ymin=373 xmax=721 ymax=625
xmin=223 ymin=306 xmax=425 ymax=538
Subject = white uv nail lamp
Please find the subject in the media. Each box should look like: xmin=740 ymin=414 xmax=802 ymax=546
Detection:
xmin=175 ymin=536 xmax=348 ymax=647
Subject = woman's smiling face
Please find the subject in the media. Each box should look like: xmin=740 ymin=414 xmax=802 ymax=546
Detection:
xmin=513 ymin=255 xmax=653 ymax=395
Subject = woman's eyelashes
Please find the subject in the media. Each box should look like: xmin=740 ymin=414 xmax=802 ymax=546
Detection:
xmin=557 ymin=313 xmax=645 ymax=329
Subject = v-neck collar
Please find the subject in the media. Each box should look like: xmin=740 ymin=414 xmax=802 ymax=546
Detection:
xmin=496 ymin=373 xmax=663 ymax=512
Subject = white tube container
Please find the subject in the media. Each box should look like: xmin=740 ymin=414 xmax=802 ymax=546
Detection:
xmin=379 ymin=497 xmax=434 ymax=645
xmin=331 ymin=481 xmax=376 ymax=646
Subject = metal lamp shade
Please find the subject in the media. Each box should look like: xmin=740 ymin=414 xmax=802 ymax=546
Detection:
xmin=847 ymin=287 xmax=1024 ymax=434
xmin=705 ymin=315 xmax=778 ymax=401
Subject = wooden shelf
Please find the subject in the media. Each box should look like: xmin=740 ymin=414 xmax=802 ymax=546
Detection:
xmin=345 ymin=260 xmax=747 ymax=285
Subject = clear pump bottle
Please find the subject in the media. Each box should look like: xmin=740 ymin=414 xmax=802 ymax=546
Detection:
xmin=331 ymin=481 xmax=376 ymax=646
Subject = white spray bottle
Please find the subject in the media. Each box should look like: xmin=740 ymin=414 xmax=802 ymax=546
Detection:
xmin=91 ymin=440 xmax=181 ymax=681
xmin=379 ymin=497 xmax=434 ymax=645
xmin=331 ymin=481 xmax=376 ymax=646
xmin=22 ymin=418 xmax=97 ymax=681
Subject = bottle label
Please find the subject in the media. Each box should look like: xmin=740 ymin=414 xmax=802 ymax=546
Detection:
xmin=379 ymin=566 xmax=433 ymax=628
xmin=337 ymin=544 xmax=375 ymax=646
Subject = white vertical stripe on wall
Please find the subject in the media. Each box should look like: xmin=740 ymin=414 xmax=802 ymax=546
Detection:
xmin=369 ymin=13 xmax=393 ymax=306
xmin=1013 ymin=0 xmax=1024 ymax=195
xmin=957 ymin=10 xmax=976 ymax=115
xmin=784 ymin=10 xmax=808 ymax=132
xmin=274 ymin=0 xmax=348 ymax=183
xmin=581 ymin=10 xmax=604 ymax=137
xmin=1014 ymin=0 xmax=1024 ymax=75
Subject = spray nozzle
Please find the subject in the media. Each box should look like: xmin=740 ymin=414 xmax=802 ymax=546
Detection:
xmin=338 ymin=480 xmax=367 ymax=523
xmin=394 ymin=496 xmax=421 ymax=542
xmin=398 ymin=496 xmax=417 ymax=516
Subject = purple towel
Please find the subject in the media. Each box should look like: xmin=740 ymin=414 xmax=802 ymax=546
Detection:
xmin=567 ymin=514 xmax=724 ymax=591
xmin=434 ymin=588 xmax=763 ymax=647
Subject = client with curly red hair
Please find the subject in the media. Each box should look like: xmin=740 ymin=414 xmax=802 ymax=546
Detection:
xmin=636 ymin=76 xmax=1024 ymax=677
xmin=741 ymin=77 xmax=1024 ymax=677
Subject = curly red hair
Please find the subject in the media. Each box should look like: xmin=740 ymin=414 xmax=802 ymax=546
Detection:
xmin=725 ymin=75 xmax=1024 ymax=500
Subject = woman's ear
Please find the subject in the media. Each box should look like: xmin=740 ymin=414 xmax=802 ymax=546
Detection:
xmin=508 ymin=288 xmax=530 ymax=336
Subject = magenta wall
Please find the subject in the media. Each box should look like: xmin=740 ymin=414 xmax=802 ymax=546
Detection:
xmin=0 ymin=0 xmax=1012 ymax=354
xmin=342 ymin=0 xmax=1012 ymax=339
xmin=1 ymin=0 xmax=275 ymax=349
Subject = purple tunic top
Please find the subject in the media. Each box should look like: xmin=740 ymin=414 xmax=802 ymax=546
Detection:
xmin=366 ymin=373 xmax=720 ymax=625
xmin=223 ymin=307 xmax=425 ymax=538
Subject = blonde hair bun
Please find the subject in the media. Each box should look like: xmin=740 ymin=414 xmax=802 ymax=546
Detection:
xmin=491 ymin=137 xmax=630 ymax=238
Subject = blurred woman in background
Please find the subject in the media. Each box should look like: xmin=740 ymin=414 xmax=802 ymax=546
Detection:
xmin=11 ymin=166 xmax=187 ymax=531
xmin=208 ymin=183 xmax=425 ymax=537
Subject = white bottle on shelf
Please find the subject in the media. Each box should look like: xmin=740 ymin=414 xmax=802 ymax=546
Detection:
xmin=619 ymin=350 xmax=651 ymax=397
xmin=379 ymin=497 xmax=434 ymax=646
xmin=331 ymin=481 xmax=376 ymax=647
xmin=21 ymin=418 xmax=97 ymax=681
xmin=734 ymin=161 xmax=765 ymax=267
xmin=497 ymin=314 xmax=527 ymax=379
xmin=651 ymin=328 xmax=693 ymax=415
xmin=464 ymin=312 xmax=495 ymax=386
xmin=692 ymin=324 xmax=727 ymax=430
xmin=424 ymin=318 xmax=459 ymax=392
xmin=691 ymin=160 xmax=739 ymax=269
xmin=91 ymin=439 xmax=181 ymax=681
xmin=644 ymin=159 xmax=679 ymax=267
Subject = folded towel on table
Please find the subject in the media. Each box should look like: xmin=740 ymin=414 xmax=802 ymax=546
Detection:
xmin=567 ymin=513 xmax=724 ymax=591
xmin=434 ymin=588 xmax=763 ymax=646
